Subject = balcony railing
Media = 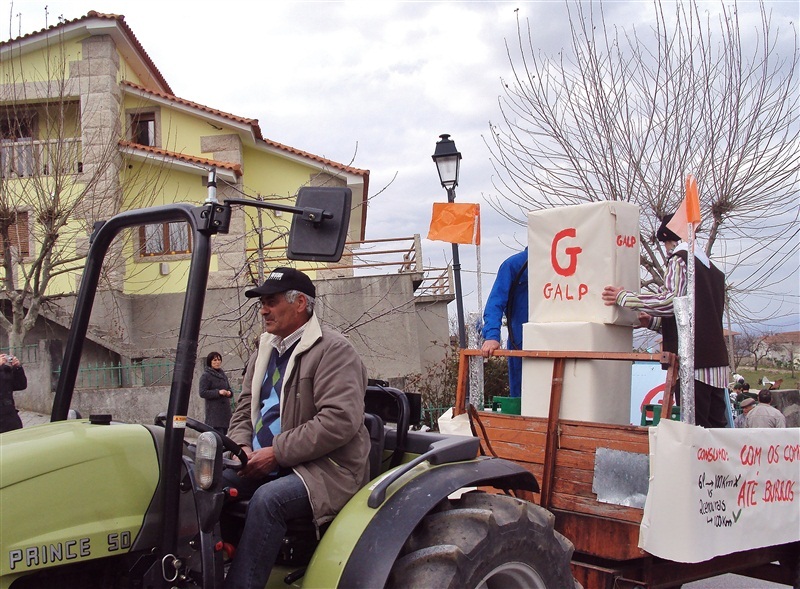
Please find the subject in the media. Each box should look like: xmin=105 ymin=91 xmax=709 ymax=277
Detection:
xmin=246 ymin=235 xmax=453 ymax=298
xmin=0 ymin=138 xmax=82 ymax=178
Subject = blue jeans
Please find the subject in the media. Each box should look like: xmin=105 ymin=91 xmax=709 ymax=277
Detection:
xmin=224 ymin=472 xmax=312 ymax=589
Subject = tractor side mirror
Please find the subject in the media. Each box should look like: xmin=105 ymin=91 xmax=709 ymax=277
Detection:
xmin=287 ymin=187 xmax=351 ymax=262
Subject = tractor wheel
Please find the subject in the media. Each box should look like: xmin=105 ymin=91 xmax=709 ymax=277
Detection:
xmin=386 ymin=492 xmax=579 ymax=589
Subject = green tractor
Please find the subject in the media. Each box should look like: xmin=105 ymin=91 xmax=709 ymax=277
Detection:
xmin=0 ymin=182 xmax=578 ymax=589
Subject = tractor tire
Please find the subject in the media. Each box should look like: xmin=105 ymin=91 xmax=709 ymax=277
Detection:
xmin=386 ymin=492 xmax=579 ymax=589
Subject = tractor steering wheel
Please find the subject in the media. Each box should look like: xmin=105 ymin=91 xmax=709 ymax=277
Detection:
xmin=155 ymin=413 xmax=248 ymax=469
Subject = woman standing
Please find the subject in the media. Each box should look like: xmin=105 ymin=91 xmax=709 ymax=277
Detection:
xmin=198 ymin=351 xmax=233 ymax=436
xmin=0 ymin=353 xmax=28 ymax=433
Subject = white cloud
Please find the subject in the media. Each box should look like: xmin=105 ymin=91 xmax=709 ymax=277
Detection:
xmin=4 ymin=0 xmax=797 ymax=330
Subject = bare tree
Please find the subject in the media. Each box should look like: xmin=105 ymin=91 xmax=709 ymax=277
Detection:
xmin=487 ymin=0 xmax=799 ymax=323
xmin=731 ymin=332 xmax=751 ymax=370
xmin=0 ymin=27 xmax=165 ymax=350
xmin=736 ymin=328 xmax=775 ymax=372
xmin=780 ymin=340 xmax=797 ymax=378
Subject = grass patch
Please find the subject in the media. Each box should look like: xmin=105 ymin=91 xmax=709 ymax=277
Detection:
xmin=732 ymin=366 xmax=798 ymax=391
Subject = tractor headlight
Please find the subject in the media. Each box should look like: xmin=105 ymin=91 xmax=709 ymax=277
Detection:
xmin=196 ymin=431 xmax=221 ymax=490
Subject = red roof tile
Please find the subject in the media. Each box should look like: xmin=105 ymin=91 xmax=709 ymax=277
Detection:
xmin=1 ymin=10 xmax=172 ymax=95
xmin=119 ymin=140 xmax=243 ymax=177
xmin=123 ymin=82 xmax=368 ymax=178
xmin=123 ymin=81 xmax=262 ymax=138
xmin=764 ymin=331 xmax=800 ymax=345
xmin=263 ymin=137 xmax=369 ymax=177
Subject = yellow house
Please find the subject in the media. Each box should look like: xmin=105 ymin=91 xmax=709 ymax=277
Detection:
xmin=1 ymin=12 xmax=455 ymax=420
xmin=0 ymin=11 xmax=368 ymax=352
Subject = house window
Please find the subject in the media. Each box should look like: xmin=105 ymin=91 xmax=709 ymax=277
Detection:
xmin=139 ymin=222 xmax=191 ymax=256
xmin=130 ymin=112 xmax=156 ymax=147
xmin=0 ymin=211 xmax=30 ymax=257
xmin=0 ymin=111 xmax=36 ymax=177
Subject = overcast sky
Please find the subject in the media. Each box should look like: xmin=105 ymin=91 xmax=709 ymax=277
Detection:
xmin=4 ymin=0 xmax=799 ymax=333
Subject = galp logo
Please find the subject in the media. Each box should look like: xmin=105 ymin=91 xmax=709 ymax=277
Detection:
xmin=543 ymin=227 xmax=587 ymax=302
xmin=551 ymin=228 xmax=582 ymax=276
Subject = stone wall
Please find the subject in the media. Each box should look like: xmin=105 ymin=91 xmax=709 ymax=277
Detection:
xmin=772 ymin=389 xmax=800 ymax=428
xmin=13 ymin=346 xmax=226 ymax=425
xmin=13 ymin=272 xmax=452 ymax=421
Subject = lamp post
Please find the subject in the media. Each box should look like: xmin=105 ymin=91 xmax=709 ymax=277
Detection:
xmin=432 ymin=133 xmax=466 ymax=350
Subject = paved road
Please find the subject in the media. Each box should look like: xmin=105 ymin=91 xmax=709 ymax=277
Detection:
xmin=19 ymin=409 xmax=50 ymax=427
xmin=685 ymin=574 xmax=790 ymax=588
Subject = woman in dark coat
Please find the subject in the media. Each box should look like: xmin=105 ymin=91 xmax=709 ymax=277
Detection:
xmin=0 ymin=353 xmax=27 ymax=433
xmin=198 ymin=351 xmax=233 ymax=435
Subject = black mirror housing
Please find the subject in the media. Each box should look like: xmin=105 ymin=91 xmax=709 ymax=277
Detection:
xmin=287 ymin=187 xmax=351 ymax=262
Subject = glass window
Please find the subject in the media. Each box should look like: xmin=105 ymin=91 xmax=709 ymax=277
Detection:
xmin=0 ymin=112 xmax=36 ymax=177
xmin=139 ymin=222 xmax=190 ymax=256
xmin=130 ymin=113 xmax=156 ymax=147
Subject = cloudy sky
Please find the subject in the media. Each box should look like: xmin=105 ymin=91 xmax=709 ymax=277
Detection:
xmin=4 ymin=0 xmax=798 ymax=332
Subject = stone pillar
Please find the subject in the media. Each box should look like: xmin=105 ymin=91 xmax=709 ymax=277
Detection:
xmin=73 ymin=35 xmax=125 ymax=290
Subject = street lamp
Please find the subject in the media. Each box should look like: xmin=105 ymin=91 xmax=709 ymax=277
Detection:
xmin=432 ymin=134 xmax=467 ymax=350
xmin=432 ymin=133 xmax=461 ymax=191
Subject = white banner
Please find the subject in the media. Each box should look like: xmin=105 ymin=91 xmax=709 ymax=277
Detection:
xmin=639 ymin=420 xmax=800 ymax=562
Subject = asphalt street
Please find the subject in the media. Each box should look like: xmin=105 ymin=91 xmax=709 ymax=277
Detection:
xmin=685 ymin=574 xmax=790 ymax=588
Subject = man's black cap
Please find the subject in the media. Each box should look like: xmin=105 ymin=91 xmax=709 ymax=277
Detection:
xmin=656 ymin=214 xmax=681 ymax=243
xmin=245 ymin=267 xmax=316 ymax=299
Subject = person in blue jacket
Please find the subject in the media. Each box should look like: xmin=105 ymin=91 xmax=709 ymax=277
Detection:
xmin=481 ymin=248 xmax=528 ymax=398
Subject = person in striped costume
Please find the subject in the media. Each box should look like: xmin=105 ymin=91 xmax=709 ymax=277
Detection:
xmin=602 ymin=215 xmax=730 ymax=428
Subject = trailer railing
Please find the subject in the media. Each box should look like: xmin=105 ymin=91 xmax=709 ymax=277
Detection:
xmin=455 ymin=348 xmax=677 ymax=509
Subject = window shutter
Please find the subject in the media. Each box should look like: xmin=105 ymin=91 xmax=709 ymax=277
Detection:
xmin=0 ymin=211 xmax=29 ymax=256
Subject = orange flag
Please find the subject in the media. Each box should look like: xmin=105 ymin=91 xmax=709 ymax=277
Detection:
xmin=427 ymin=203 xmax=481 ymax=245
xmin=667 ymin=174 xmax=702 ymax=240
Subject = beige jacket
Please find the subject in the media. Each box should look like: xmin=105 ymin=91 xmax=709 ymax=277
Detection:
xmin=228 ymin=314 xmax=370 ymax=525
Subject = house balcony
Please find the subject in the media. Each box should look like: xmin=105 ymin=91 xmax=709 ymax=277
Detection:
xmin=247 ymin=234 xmax=454 ymax=300
xmin=0 ymin=137 xmax=82 ymax=179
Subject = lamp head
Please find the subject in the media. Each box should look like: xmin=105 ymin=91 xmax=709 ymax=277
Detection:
xmin=432 ymin=134 xmax=462 ymax=189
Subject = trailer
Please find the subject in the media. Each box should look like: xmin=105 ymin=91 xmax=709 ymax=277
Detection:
xmin=454 ymin=348 xmax=800 ymax=589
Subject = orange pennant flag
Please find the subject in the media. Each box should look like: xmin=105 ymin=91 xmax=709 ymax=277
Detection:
xmin=667 ymin=174 xmax=702 ymax=240
xmin=685 ymin=174 xmax=701 ymax=223
xmin=427 ymin=202 xmax=481 ymax=245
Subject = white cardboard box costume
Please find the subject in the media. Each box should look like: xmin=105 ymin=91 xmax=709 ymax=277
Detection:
xmin=520 ymin=322 xmax=634 ymax=423
xmin=527 ymin=201 xmax=640 ymax=325
xmin=521 ymin=202 xmax=640 ymax=424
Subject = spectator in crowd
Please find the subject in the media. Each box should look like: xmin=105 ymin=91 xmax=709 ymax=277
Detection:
xmin=734 ymin=397 xmax=756 ymax=428
xmin=481 ymin=248 xmax=528 ymax=398
xmin=198 ymin=351 xmax=233 ymax=436
xmin=746 ymin=389 xmax=786 ymax=428
xmin=730 ymin=381 xmax=743 ymax=405
xmin=0 ymin=353 xmax=27 ymax=434
xmin=734 ymin=382 xmax=756 ymax=404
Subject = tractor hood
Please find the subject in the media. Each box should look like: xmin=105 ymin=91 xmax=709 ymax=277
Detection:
xmin=0 ymin=420 xmax=161 ymax=577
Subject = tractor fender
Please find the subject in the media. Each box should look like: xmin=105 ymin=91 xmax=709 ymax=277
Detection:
xmin=304 ymin=457 xmax=538 ymax=589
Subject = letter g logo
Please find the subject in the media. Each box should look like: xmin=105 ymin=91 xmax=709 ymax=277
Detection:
xmin=551 ymin=228 xmax=582 ymax=277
